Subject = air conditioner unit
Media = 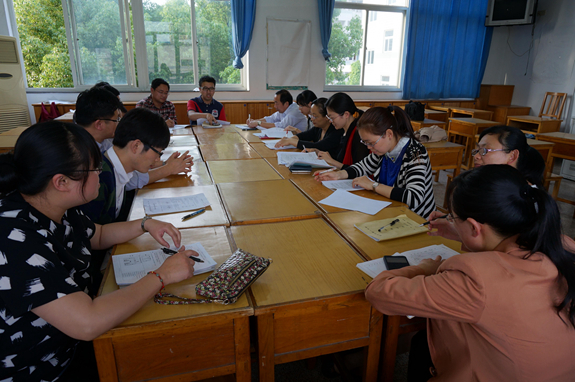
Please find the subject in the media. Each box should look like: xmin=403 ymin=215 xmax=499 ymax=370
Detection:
xmin=0 ymin=36 xmax=30 ymax=133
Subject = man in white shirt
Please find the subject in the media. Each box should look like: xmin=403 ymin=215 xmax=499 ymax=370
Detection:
xmin=247 ymin=89 xmax=308 ymax=131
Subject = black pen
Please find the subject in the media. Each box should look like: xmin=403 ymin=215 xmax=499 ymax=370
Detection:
xmin=378 ymin=218 xmax=400 ymax=232
xmin=181 ymin=208 xmax=206 ymax=221
xmin=161 ymin=247 xmax=204 ymax=263
xmin=419 ymin=214 xmax=448 ymax=227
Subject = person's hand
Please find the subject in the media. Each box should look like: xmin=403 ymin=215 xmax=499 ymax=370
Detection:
xmin=427 ymin=211 xmax=461 ymax=242
xmin=248 ymin=119 xmax=260 ymax=128
xmin=351 ymin=176 xmax=374 ymax=190
xmin=156 ymin=247 xmax=195 ymax=285
xmin=303 ymin=147 xmax=318 ymax=154
xmin=416 ymin=256 xmax=444 ymax=276
xmin=317 ymin=151 xmax=338 ymax=167
xmin=284 ymin=126 xmax=301 ymax=135
xmin=165 ymin=119 xmax=175 ymax=128
xmin=274 ymin=137 xmax=298 ymax=148
xmin=314 ymin=169 xmax=346 ymax=182
xmin=206 ymin=113 xmax=217 ymax=124
xmin=144 ymin=218 xmax=182 ymax=248
xmin=164 ymin=151 xmax=193 ymax=174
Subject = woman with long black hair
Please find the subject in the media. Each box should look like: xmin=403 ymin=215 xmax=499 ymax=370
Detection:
xmin=366 ymin=165 xmax=575 ymax=381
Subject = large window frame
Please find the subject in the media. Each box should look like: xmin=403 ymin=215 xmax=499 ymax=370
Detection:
xmin=20 ymin=0 xmax=247 ymax=92
xmin=325 ymin=1 xmax=409 ymax=92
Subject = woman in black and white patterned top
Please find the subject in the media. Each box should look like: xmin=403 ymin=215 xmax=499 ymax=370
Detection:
xmin=315 ymin=106 xmax=436 ymax=219
xmin=0 ymin=121 xmax=196 ymax=382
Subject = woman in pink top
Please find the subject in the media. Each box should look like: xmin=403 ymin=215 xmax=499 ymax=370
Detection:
xmin=366 ymin=165 xmax=575 ymax=381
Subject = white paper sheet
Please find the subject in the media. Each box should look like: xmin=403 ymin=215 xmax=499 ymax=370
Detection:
xmin=254 ymin=128 xmax=293 ymax=139
xmin=168 ymin=135 xmax=197 ymax=147
xmin=321 ymin=180 xmax=363 ymax=192
xmin=319 ymin=189 xmax=391 ymax=215
xmin=277 ymin=151 xmax=319 ymax=166
xmin=143 ymin=193 xmax=210 ymax=215
xmin=264 ymin=139 xmax=297 ymax=150
xmin=169 ymin=125 xmax=188 ymax=133
xmin=112 ymin=243 xmax=217 ymax=285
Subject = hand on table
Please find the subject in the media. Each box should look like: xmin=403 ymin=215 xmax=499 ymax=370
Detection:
xmin=351 ymin=176 xmax=374 ymax=190
xmin=165 ymin=119 xmax=175 ymax=128
xmin=156 ymin=246 xmax=196 ymax=285
xmin=283 ymin=126 xmax=301 ymax=135
xmin=164 ymin=151 xmax=193 ymax=174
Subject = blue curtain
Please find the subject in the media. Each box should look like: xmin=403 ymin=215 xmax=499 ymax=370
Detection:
xmin=403 ymin=0 xmax=493 ymax=99
xmin=231 ymin=0 xmax=256 ymax=69
xmin=317 ymin=0 xmax=335 ymax=60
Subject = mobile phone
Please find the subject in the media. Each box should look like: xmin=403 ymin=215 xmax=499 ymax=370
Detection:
xmin=383 ymin=256 xmax=410 ymax=270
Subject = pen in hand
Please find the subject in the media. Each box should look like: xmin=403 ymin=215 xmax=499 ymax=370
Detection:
xmin=419 ymin=214 xmax=448 ymax=227
xmin=162 ymin=247 xmax=204 ymax=263
xmin=378 ymin=218 xmax=400 ymax=232
xmin=181 ymin=208 xmax=206 ymax=221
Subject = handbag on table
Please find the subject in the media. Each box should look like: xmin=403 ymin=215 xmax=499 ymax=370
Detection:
xmin=154 ymin=248 xmax=272 ymax=305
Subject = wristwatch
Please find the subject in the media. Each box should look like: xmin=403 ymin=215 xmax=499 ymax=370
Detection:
xmin=372 ymin=181 xmax=379 ymax=191
xmin=256 ymin=120 xmax=262 ymax=126
xmin=141 ymin=215 xmax=152 ymax=232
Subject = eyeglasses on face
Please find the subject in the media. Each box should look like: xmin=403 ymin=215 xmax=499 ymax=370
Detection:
xmin=74 ymin=163 xmax=104 ymax=174
xmin=471 ymin=147 xmax=510 ymax=156
xmin=446 ymin=213 xmax=462 ymax=223
xmin=201 ymin=87 xmax=215 ymax=92
xmin=146 ymin=145 xmax=164 ymax=158
xmin=155 ymin=90 xmax=169 ymax=96
xmin=326 ymin=113 xmax=343 ymax=122
xmin=360 ymin=133 xmax=385 ymax=148
xmin=100 ymin=117 xmax=121 ymax=123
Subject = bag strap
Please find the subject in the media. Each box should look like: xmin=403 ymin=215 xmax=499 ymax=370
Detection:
xmin=154 ymin=292 xmax=214 ymax=305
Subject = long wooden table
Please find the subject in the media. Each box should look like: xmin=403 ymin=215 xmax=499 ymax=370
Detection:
xmin=94 ymin=227 xmax=253 ymax=382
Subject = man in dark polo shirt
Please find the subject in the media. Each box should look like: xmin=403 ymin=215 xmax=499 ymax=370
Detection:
xmin=187 ymin=75 xmax=227 ymax=125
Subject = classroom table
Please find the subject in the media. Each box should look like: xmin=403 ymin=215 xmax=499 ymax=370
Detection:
xmin=160 ymin=145 xmax=202 ymax=163
xmin=55 ymin=110 xmax=74 ymax=122
xmin=196 ymin=132 xmax=250 ymax=145
xmin=249 ymin=142 xmax=299 ymax=158
xmin=424 ymin=109 xmax=448 ymax=123
xmin=94 ymin=227 xmax=253 ymax=382
xmin=507 ymin=115 xmax=562 ymax=134
xmin=423 ymin=141 xmax=464 ymax=179
xmin=0 ymin=125 xmax=28 ymax=136
xmin=191 ymin=125 xmax=238 ymax=134
xmin=232 ymin=126 xmax=265 ymax=143
xmin=218 ymin=179 xmax=320 ymax=225
xmin=128 ymin=185 xmax=229 ymax=228
xmin=410 ymin=118 xmax=446 ymax=131
xmin=169 ymin=135 xmax=199 ymax=147
xmin=143 ymin=161 xmax=213 ymax=189
xmin=171 ymin=127 xmax=195 ymax=135
xmin=207 ymin=158 xmax=283 ymax=183
xmin=448 ymin=106 xmax=493 ymax=120
xmin=230 ymin=218 xmax=382 ymax=382
xmin=324 ymin=207 xmax=462 ymax=381
xmin=0 ymin=135 xmax=18 ymax=153
xmin=199 ymin=143 xmax=262 ymax=161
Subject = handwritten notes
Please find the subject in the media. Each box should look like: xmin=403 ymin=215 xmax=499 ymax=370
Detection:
xmin=354 ymin=214 xmax=428 ymax=241
xmin=112 ymin=243 xmax=217 ymax=286
xmin=356 ymin=244 xmax=460 ymax=278
xmin=143 ymin=193 xmax=210 ymax=215
xmin=319 ymin=189 xmax=391 ymax=215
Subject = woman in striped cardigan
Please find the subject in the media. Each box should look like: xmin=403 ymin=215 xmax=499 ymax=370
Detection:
xmin=316 ymin=106 xmax=436 ymax=219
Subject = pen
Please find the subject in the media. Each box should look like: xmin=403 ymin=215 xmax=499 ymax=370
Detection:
xmin=378 ymin=218 xmax=400 ymax=232
xmin=161 ymin=247 xmax=204 ymax=263
xmin=418 ymin=214 xmax=448 ymax=227
xmin=317 ymin=168 xmax=336 ymax=175
xmin=181 ymin=208 xmax=206 ymax=221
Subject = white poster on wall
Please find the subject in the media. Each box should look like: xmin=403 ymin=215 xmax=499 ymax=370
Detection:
xmin=266 ymin=18 xmax=311 ymax=89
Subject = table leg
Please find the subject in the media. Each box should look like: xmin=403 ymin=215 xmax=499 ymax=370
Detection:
xmin=362 ymin=308 xmax=383 ymax=382
xmin=234 ymin=316 xmax=251 ymax=382
xmin=93 ymin=338 xmax=119 ymax=382
xmin=257 ymin=313 xmax=275 ymax=382
xmin=379 ymin=315 xmax=401 ymax=382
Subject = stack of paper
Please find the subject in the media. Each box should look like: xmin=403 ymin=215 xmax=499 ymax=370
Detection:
xmin=112 ymin=243 xmax=218 ymax=286
xmin=354 ymin=214 xmax=428 ymax=241
xmin=356 ymin=244 xmax=460 ymax=278
xmin=276 ymin=152 xmax=332 ymax=168
xmin=253 ymin=128 xmax=293 ymax=139
xmin=143 ymin=193 xmax=210 ymax=215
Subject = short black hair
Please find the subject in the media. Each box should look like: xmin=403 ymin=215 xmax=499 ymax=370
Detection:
xmin=199 ymin=75 xmax=216 ymax=88
xmin=275 ymin=89 xmax=293 ymax=105
xmin=151 ymin=78 xmax=170 ymax=90
xmin=93 ymin=82 xmax=127 ymax=113
xmin=75 ymin=87 xmax=122 ymax=127
xmin=296 ymin=90 xmax=317 ymax=106
xmin=112 ymin=108 xmax=170 ymax=151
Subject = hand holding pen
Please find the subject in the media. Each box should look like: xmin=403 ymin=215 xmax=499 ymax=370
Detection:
xmin=425 ymin=212 xmax=460 ymax=241
xmin=162 ymin=247 xmax=204 ymax=263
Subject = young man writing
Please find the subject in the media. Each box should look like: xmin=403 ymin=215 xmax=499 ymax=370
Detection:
xmin=136 ymin=78 xmax=177 ymax=127
xmin=187 ymin=75 xmax=227 ymax=125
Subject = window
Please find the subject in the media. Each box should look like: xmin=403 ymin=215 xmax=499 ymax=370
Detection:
xmin=13 ymin=0 xmax=245 ymax=90
xmin=384 ymin=30 xmax=394 ymax=52
xmin=325 ymin=1 xmax=409 ymax=89
xmin=381 ymin=75 xmax=390 ymax=84
xmin=367 ymin=51 xmax=375 ymax=64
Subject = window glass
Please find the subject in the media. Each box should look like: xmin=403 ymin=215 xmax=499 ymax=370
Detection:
xmin=364 ymin=11 xmax=403 ymax=86
xmin=326 ymin=8 xmax=364 ymax=86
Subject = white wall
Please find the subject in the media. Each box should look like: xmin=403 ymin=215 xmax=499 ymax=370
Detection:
xmin=482 ymin=0 xmax=575 ymax=132
xmin=1 ymin=0 xmax=404 ymax=123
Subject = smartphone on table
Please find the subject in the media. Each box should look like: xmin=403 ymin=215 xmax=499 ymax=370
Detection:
xmin=383 ymin=255 xmax=410 ymax=270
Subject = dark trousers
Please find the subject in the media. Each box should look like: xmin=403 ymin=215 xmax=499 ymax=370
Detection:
xmin=407 ymin=330 xmax=434 ymax=382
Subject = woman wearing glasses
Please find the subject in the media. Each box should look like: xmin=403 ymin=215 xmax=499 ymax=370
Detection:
xmin=311 ymin=92 xmax=370 ymax=170
xmin=366 ymin=165 xmax=575 ymax=381
xmin=428 ymin=125 xmax=545 ymax=242
xmin=316 ymin=106 xmax=435 ymax=219
xmin=274 ymin=98 xmax=343 ymax=157
xmin=0 ymin=121 xmax=196 ymax=382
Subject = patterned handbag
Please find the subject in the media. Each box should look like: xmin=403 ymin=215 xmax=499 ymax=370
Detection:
xmin=154 ymin=249 xmax=271 ymax=305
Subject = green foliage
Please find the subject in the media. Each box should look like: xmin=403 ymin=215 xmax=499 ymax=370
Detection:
xmin=326 ymin=16 xmax=363 ymax=85
xmin=347 ymin=60 xmax=361 ymax=85
xmin=14 ymin=0 xmax=72 ymax=88
xmin=219 ymin=65 xmax=240 ymax=84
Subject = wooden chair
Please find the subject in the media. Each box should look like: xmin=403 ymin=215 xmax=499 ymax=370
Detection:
xmin=539 ymin=92 xmax=567 ymax=119
xmin=506 ymin=92 xmax=567 ymax=135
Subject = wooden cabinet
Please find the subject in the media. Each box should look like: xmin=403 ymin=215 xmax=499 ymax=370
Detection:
xmin=479 ymin=85 xmax=514 ymax=108
xmin=247 ymin=102 xmax=273 ymax=119
xmin=222 ymin=102 xmax=249 ymax=124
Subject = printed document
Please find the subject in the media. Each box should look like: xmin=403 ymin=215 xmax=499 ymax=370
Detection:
xmin=143 ymin=193 xmax=210 ymax=215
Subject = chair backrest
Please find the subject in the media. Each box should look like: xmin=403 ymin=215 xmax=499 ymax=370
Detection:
xmin=539 ymin=92 xmax=567 ymax=119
